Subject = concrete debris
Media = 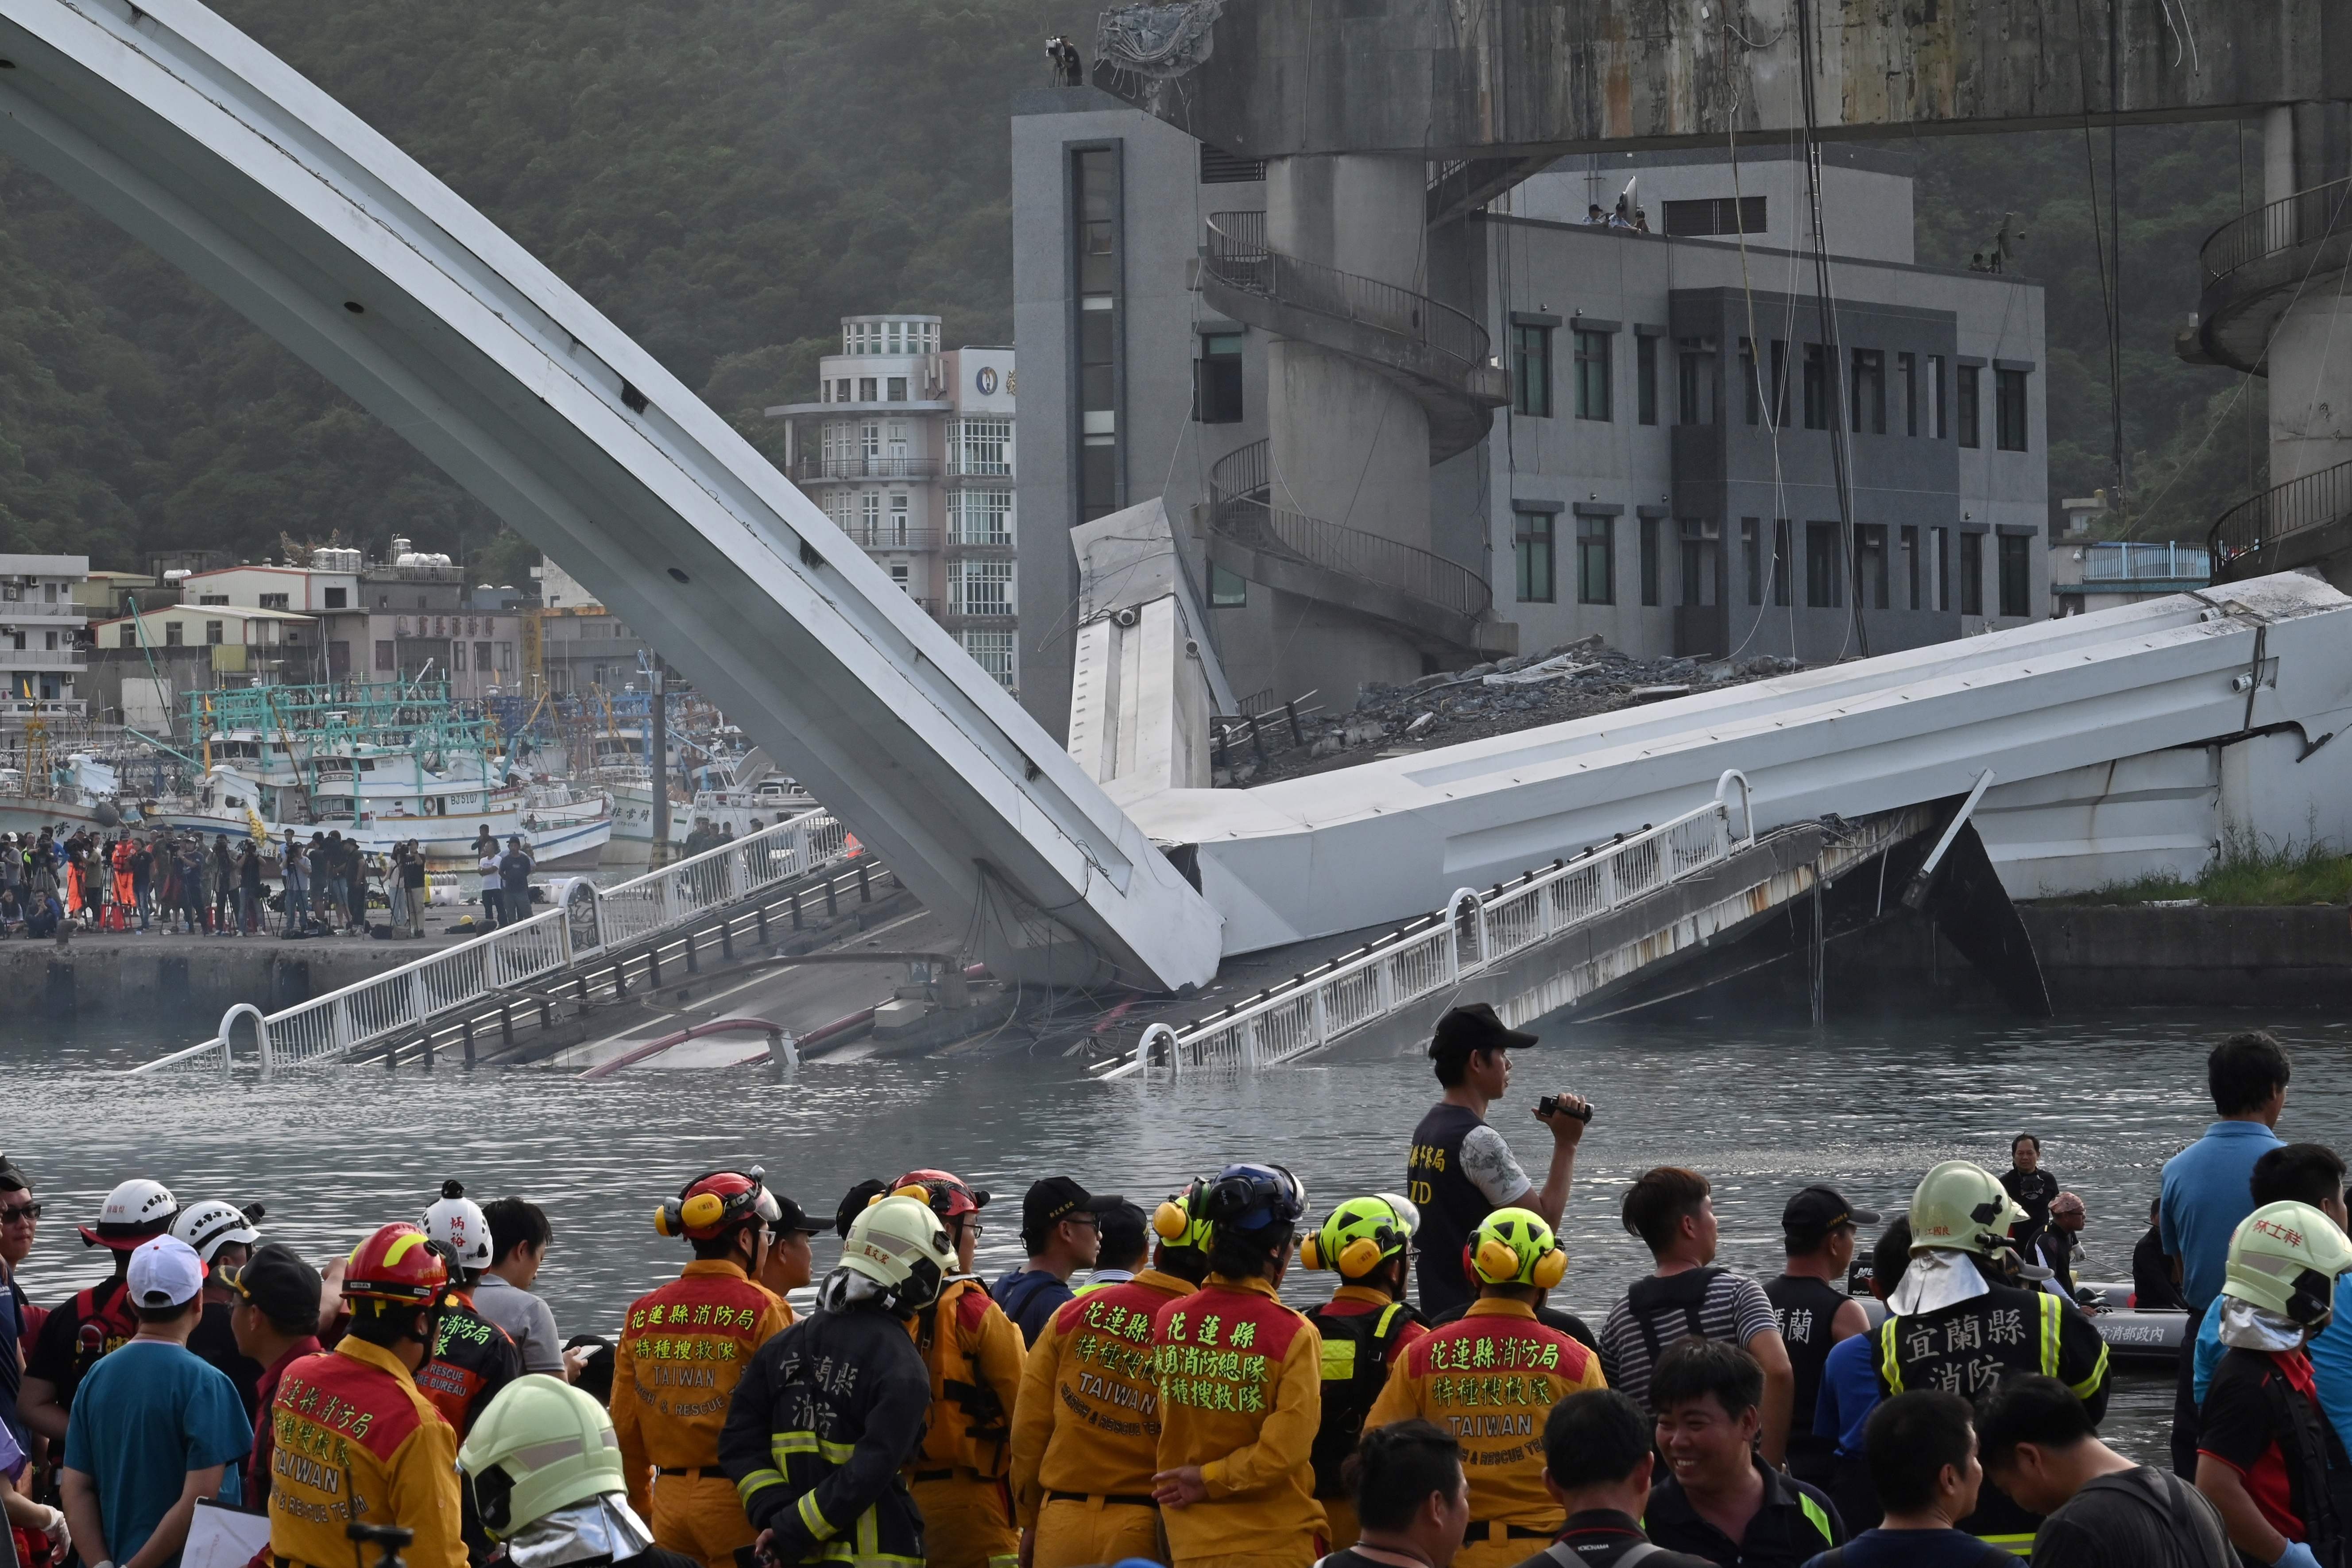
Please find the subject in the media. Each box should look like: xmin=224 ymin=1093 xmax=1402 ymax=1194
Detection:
xmin=1209 ymin=636 xmax=1806 ymax=787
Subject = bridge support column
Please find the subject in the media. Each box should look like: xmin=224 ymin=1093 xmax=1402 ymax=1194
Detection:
xmin=2262 ymin=103 xmax=2352 ymax=586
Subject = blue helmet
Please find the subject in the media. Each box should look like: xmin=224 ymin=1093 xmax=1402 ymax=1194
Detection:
xmin=1203 ymin=1163 xmax=1308 ymax=1232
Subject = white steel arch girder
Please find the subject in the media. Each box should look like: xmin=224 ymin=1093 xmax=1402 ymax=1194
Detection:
xmin=0 ymin=0 xmax=1220 ymax=987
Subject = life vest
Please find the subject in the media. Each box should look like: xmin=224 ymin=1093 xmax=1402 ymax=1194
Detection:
xmin=1763 ymin=1273 xmax=1848 ymax=1449
xmin=414 ymin=1293 xmax=521 ymax=1434
xmin=1621 ymin=1266 xmax=1725 ymax=1369
xmin=68 ymin=1279 xmax=139 ymax=1392
xmin=1303 ymin=1295 xmax=1419 ymax=1498
xmin=912 ymin=1276 xmax=1014 ymax=1476
xmin=2244 ymin=1348 xmax=2352 ymax=1562
xmin=1405 ymin=1103 xmax=1491 ymax=1316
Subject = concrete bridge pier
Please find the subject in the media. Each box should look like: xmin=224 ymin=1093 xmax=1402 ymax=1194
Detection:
xmin=2263 ymin=105 xmax=2352 ymax=499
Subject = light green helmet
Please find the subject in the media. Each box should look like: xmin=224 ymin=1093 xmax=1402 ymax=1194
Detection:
xmin=841 ymin=1194 xmax=954 ymax=1308
xmin=1301 ymin=1194 xmax=1421 ymax=1278
xmin=1907 ymin=1160 xmax=2030 ymax=1258
xmin=456 ymin=1374 xmax=624 ymax=1541
xmin=2223 ymin=1200 xmax=2352 ymax=1328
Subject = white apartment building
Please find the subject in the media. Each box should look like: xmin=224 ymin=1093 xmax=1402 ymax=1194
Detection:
xmin=766 ymin=314 xmax=1020 ymax=691
xmin=0 ymin=553 xmax=91 ymax=713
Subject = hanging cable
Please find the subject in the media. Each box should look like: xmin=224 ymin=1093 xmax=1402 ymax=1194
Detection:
xmin=1792 ymin=0 xmax=1868 ymax=659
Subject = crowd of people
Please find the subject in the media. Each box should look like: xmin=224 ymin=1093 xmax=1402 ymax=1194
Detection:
xmin=0 ymin=825 xmax=537 ymax=939
xmin=0 ymin=1017 xmax=2338 ymax=1568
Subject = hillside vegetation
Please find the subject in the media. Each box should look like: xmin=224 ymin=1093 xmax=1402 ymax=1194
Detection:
xmin=0 ymin=5 xmax=2272 ymax=575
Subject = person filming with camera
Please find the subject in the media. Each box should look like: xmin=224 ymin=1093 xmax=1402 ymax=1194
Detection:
xmin=1404 ymin=1004 xmax=1592 ymax=1318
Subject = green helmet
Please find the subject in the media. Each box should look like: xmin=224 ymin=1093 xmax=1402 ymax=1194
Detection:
xmin=456 ymin=1374 xmax=624 ymax=1541
xmin=841 ymin=1194 xmax=954 ymax=1309
xmin=1302 ymin=1194 xmax=1421 ymax=1278
xmin=2223 ymin=1200 xmax=2352 ymax=1328
xmin=1468 ymin=1207 xmax=1567 ymax=1289
xmin=1151 ymin=1179 xmax=1216 ymax=1254
xmin=1907 ymin=1161 xmax=2029 ymax=1258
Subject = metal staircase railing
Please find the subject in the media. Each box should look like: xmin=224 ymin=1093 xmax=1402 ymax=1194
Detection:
xmin=2209 ymin=458 xmax=2352 ymax=578
xmin=1099 ymin=772 xmax=1753 ymax=1076
xmin=1207 ymin=440 xmax=1492 ymax=620
xmin=2201 ymin=176 xmax=2352 ymax=290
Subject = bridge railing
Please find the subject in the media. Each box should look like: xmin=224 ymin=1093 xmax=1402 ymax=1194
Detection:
xmin=1104 ymin=772 xmax=1752 ymax=1077
xmin=131 ymin=810 xmax=845 ymax=1076
xmin=2209 ymin=458 xmax=2352 ymax=576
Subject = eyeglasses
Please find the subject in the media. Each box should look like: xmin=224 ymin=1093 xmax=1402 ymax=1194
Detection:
xmin=0 ymin=1203 xmax=41 ymax=1223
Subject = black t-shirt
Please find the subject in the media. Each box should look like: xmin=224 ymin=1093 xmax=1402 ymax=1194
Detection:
xmin=1647 ymin=1457 xmax=1846 ymax=1568
xmin=2132 ymin=1227 xmax=2190 ymax=1310
xmin=1814 ymin=1527 xmax=2016 ymax=1567
xmin=1509 ymin=1509 xmax=1716 ymax=1567
xmin=188 ymin=1299 xmax=266 ymax=1420
xmin=1764 ymin=1273 xmax=1849 ymax=1444
xmin=2000 ymin=1167 xmax=2059 ymax=1248
xmin=2028 ymin=1467 xmax=2236 ymax=1568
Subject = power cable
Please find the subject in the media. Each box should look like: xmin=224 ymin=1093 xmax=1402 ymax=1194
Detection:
xmin=1792 ymin=0 xmax=1868 ymax=659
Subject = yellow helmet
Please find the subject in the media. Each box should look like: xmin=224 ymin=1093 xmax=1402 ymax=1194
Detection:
xmin=1468 ymin=1207 xmax=1567 ymax=1289
xmin=1300 ymin=1194 xmax=1421 ymax=1278
xmin=2223 ymin=1201 xmax=2352 ymax=1328
xmin=1908 ymin=1161 xmax=2029 ymax=1258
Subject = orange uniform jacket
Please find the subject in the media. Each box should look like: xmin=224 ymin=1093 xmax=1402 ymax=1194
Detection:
xmin=906 ymin=1276 xmax=1028 ymax=1477
xmin=1150 ymin=1274 xmax=1326 ymax=1560
xmin=1363 ymin=1298 xmax=1607 ymax=1531
xmin=610 ymin=1258 xmax=793 ymax=1518
xmin=1010 ymin=1267 xmax=1195 ymax=1525
xmin=265 ymin=1337 xmax=466 ymax=1568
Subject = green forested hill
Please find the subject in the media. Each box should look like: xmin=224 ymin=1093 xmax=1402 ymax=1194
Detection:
xmin=0 ymin=5 xmax=2277 ymax=572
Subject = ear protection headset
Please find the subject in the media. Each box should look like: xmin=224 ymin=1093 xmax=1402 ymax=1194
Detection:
xmin=1300 ymin=1194 xmax=1422 ymax=1278
xmin=655 ymin=1166 xmax=768 ymax=1239
xmin=1464 ymin=1209 xmax=1568 ymax=1289
xmin=1153 ymin=1179 xmax=1214 ymax=1250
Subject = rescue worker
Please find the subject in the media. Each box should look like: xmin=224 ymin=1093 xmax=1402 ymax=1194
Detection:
xmin=1875 ymin=1160 xmax=2110 ymax=1556
xmin=720 ymin=1196 xmax=947 ymax=1568
xmin=611 ymin=1169 xmax=793 ymax=1568
xmin=1148 ymin=1162 xmax=1327 ymax=1568
xmin=2193 ymin=1200 xmax=2352 ymax=1568
xmin=22 ymin=1177 xmax=180 ymax=1443
xmin=1011 ymin=1178 xmax=1216 ymax=1568
xmin=267 ymin=1222 xmax=465 ymax=1568
xmin=758 ymin=1192 xmax=827 ymax=1316
xmin=1363 ymin=1208 xmax=1606 ymax=1568
xmin=458 ymin=1374 xmax=698 ymax=1568
xmin=418 ymin=1181 xmax=525 ymax=1433
xmin=881 ymin=1169 xmax=1026 ymax=1568
xmin=1298 ymin=1194 xmax=1430 ymax=1549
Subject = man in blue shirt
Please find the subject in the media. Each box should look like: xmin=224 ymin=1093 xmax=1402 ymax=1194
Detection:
xmin=59 ymin=1236 xmax=251 ymax=1568
xmin=2158 ymin=1030 xmax=2290 ymax=1475
xmin=2186 ymin=1144 xmax=2352 ymax=1443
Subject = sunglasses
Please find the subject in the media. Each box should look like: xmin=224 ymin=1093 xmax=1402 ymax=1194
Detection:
xmin=0 ymin=1203 xmax=40 ymax=1223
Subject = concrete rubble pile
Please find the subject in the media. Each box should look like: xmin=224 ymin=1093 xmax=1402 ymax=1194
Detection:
xmin=1211 ymin=635 xmax=1807 ymax=787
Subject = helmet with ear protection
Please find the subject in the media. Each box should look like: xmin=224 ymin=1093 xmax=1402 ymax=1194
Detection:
xmin=1200 ymin=1163 xmax=1308 ymax=1234
xmin=1300 ymin=1194 xmax=1421 ymax=1278
xmin=654 ymin=1167 xmax=776 ymax=1242
xmin=1153 ymin=1179 xmax=1215 ymax=1253
xmin=1466 ymin=1207 xmax=1567 ymax=1289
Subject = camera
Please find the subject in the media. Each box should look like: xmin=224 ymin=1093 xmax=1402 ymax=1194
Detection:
xmin=1536 ymin=1094 xmax=1593 ymax=1123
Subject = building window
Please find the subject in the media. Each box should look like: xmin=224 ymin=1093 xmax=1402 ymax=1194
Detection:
xmin=860 ymin=491 xmax=881 ymax=534
xmin=1199 ymin=144 xmax=1267 ymax=184
xmin=259 ymin=592 xmax=290 ymax=610
xmin=167 ymin=622 xmax=185 ymax=647
xmin=1802 ymin=345 xmax=1830 ymax=430
xmin=1902 ymin=525 xmax=1921 ymax=609
xmin=1806 ymin=523 xmax=1842 ymax=608
xmin=1773 ymin=519 xmax=1793 ymax=606
xmin=1661 ymin=196 xmax=1767 ymax=236
xmin=1075 ymin=147 xmax=1121 ymax=523
xmin=959 ymin=630 xmax=1017 ymax=688
xmin=325 ymin=586 xmax=348 ymax=609
xmin=453 ymin=641 xmax=468 ymax=671
xmin=1957 ymin=364 xmax=1981 ymax=448
xmin=949 ymin=559 xmax=1014 ymax=617
xmin=1770 ymin=340 xmax=1789 ymax=426
xmin=890 ymin=561 xmax=911 ymax=588
xmin=1934 ymin=527 xmax=1950 ymax=610
xmin=1743 ymin=518 xmax=1762 ymax=605
xmin=498 ymin=642 xmax=514 ymax=672
xmin=1574 ymin=330 xmax=1610 ymax=421
xmin=1996 ymin=368 xmax=2029 ymax=451
xmin=858 ymin=377 xmax=878 ymax=402
xmin=205 ymin=619 xmax=225 ymax=645
xmin=373 ymin=639 xmax=393 ymax=669
xmin=118 ymin=626 xmax=135 ymax=648
xmin=1851 ymin=349 xmax=1885 ymax=434
xmin=1194 ymin=333 xmax=1244 ymax=424
xmin=886 ymin=376 xmax=908 ymax=403
xmin=1856 ymin=523 xmax=1888 ymax=608
xmin=836 ymin=378 xmax=851 ymax=402
xmin=949 ymin=490 xmax=1014 ymax=545
xmin=1639 ymin=518 xmax=1660 ymax=606
xmin=1576 ymin=515 xmax=1614 ymax=604
xmin=1961 ymin=532 xmax=1985 ymax=615
xmin=1899 ymin=353 xmax=1919 ymax=436
xmin=1514 ymin=511 xmax=1555 ymax=604
xmin=1209 ymin=562 xmax=1247 ymax=608
xmin=1927 ymin=356 xmax=1947 ymax=437
xmin=1677 ymin=342 xmax=1714 ymax=425
xmin=1740 ymin=340 xmax=1759 ymax=426
xmin=1636 ymin=335 xmax=1658 ymax=426
xmin=888 ymin=493 xmax=911 ymax=544
xmin=199 ymin=593 xmax=229 ymax=606
xmin=951 ymin=418 xmax=1014 ymax=475
xmin=1998 ymin=533 xmax=2032 ymax=617
xmin=1512 ymin=324 xmax=1552 ymax=418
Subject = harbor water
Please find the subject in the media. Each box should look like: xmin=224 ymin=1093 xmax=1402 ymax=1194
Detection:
xmin=17 ymin=1005 xmax=2349 ymax=1463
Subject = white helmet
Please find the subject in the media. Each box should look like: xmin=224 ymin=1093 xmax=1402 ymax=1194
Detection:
xmin=424 ymin=1180 xmax=493 ymax=1271
xmin=171 ymin=1199 xmax=262 ymax=1262
xmin=81 ymin=1178 xmax=178 ymax=1251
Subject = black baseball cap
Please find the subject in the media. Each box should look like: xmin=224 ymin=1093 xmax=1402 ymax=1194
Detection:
xmin=770 ymin=1193 xmax=824 ymax=1236
xmin=1782 ymin=1185 xmax=1881 ymax=1242
xmin=1022 ymin=1177 xmax=1123 ymax=1237
xmin=1428 ymin=1002 xmax=1537 ymax=1059
xmin=220 ymin=1241 xmax=323 ymax=1331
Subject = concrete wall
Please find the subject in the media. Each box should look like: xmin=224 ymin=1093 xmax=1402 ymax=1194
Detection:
xmin=1507 ymin=145 xmax=1916 ymax=265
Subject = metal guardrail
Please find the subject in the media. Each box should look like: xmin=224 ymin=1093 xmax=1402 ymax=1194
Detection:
xmin=1101 ymin=773 xmax=1753 ymax=1077
xmin=132 ymin=810 xmax=849 ymax=1076
xmin=2209 ymin=459 xmax=2352 ymax=576
xmin=1203 ymin=211 xmax=1493 ymax=383
xmin=1207 ymin=441 xmax=1493 ymax=620
xmin=792 ymin=457 xmax=941 ymax=481
xmin=2201 ymin=176 xmax=2352 ymax=288
xmin=2078 ymin=542 xmax=2207 ymax=582
xmin=843 ymin=528 xmax=944 ymax=552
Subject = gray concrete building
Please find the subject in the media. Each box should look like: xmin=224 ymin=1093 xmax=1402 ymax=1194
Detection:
xmin=1011 ymin=89 xmax=2050 ymax=735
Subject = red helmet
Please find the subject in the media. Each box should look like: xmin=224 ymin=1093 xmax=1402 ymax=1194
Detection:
xmin=886 ymin=1169 xmax=989 ymax=1221
xmin=657 ymin=1168 xmax=781 ymax=1241
xmin=344 ymin=1223 xmax=452 ymax=1305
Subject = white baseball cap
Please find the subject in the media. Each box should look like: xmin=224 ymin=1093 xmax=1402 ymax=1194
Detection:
xmin=127 ymin=1235 xmax=206 ymax=1309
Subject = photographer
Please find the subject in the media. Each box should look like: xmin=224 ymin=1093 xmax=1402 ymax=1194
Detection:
xmin=1404 ymin=1004 xmax=1590 ymax=1317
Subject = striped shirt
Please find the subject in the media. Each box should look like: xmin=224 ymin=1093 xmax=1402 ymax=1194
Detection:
xmin=1596 ymin=1268 xmax=1779 ymax=1410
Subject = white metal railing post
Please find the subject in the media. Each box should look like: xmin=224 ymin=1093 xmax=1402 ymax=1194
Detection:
xmin=1713 ymin=769 xmax=1754 ymax=845
xmin=1311 ymin=983 xmax=1329 ymax=1050
xmin=217 ymin=1002 xmax=263 ymax=1076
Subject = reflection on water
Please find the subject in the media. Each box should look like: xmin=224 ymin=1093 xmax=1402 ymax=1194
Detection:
xmin=19 ymin=1007 xmax=2350 ymax=1464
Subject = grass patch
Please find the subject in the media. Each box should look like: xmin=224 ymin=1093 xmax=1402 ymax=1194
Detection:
xmin=2049 ymin=835 xmax=2352 ymax=907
